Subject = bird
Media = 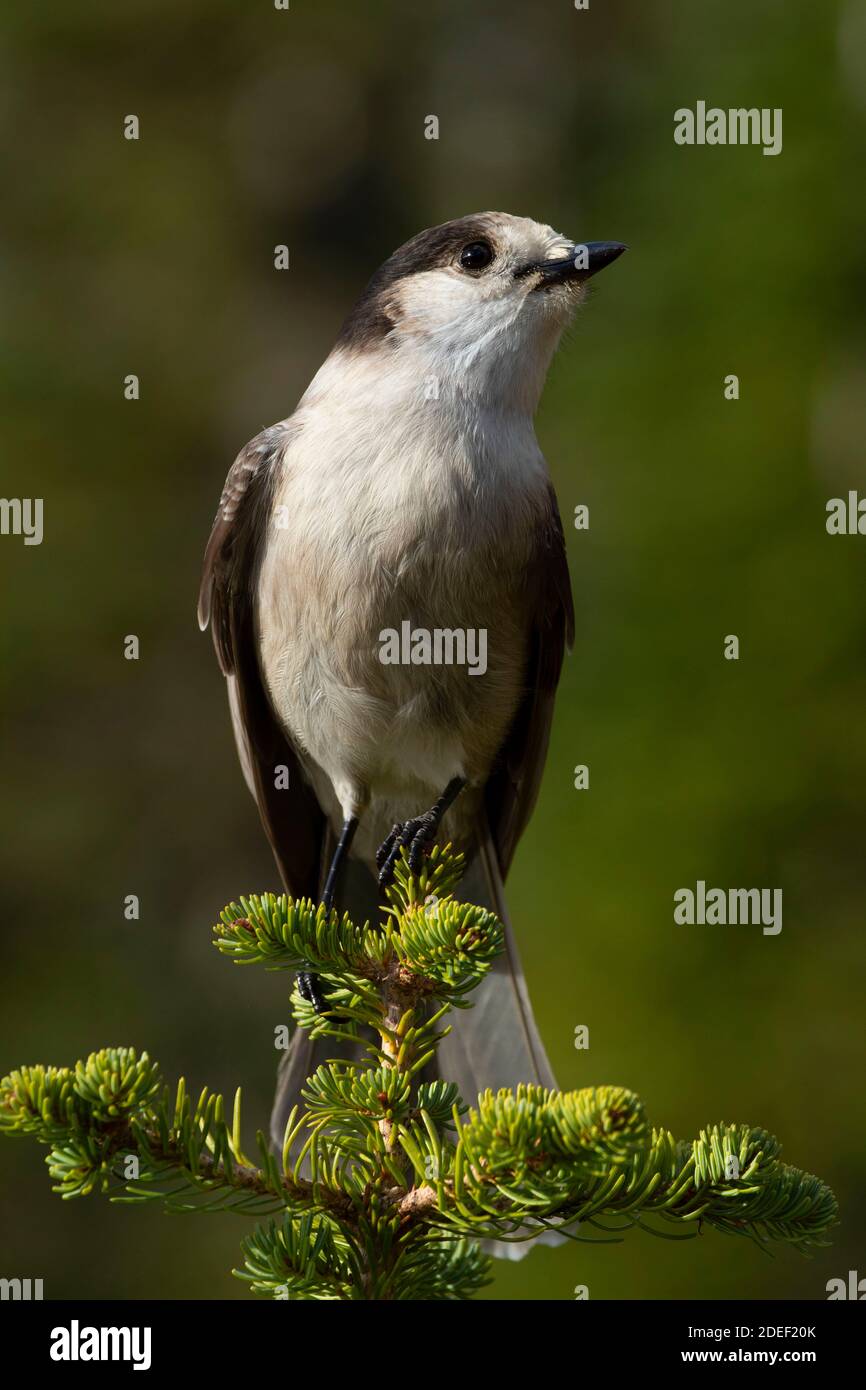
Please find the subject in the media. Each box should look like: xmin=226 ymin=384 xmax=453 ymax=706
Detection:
xmin=198 ymin=212 xmax=625 ymax=1153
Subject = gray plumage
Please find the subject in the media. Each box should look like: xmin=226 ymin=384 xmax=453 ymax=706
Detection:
xmin=199 ymin=214 xmax=624 ymax=1256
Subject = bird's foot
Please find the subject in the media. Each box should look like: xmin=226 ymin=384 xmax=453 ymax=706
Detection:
xmin=296 ymin=969 xmax=328 ymax=1016
xmin=296 ymin=815 xmax=358 ymax=1019
xmin=295 ymin=893 xmax=333 ymax=1012
xmin=376 ymin=778 xmax=467 ymax=888
xmin=376 ymin=810 xmax=440 ymax=887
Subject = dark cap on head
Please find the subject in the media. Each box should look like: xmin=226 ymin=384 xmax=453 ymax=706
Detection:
xmin=336 ymin=214 xmax=500 ymax=351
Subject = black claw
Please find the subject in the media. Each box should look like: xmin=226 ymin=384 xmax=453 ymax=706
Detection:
xmin=376 ymin=824 xmax=401 ymax=871
xmin=296 ymin=970 xmax=327 ymax=1015
xmin=377 ymin=813 xmax=437 ymax=886
xmin=408 ymin=835 xmax=428 ymax=872
xmin=376 ymin=778 xmax=467 ymax=888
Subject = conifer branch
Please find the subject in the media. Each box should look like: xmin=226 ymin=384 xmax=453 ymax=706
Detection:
xmin=0 ymin=847 xmax=838 ymax=1298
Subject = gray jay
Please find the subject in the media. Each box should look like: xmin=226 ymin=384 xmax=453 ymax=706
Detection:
xmin=198 ymin=212 xmax=625 ymax=1149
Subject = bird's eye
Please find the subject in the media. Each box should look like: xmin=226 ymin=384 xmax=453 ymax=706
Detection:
xmin=459 ymin=241 xmax=494 ymax=272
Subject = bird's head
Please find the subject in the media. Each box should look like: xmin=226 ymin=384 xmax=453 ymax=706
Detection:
xmin=335 ymin=212 xmax=626 ymax=412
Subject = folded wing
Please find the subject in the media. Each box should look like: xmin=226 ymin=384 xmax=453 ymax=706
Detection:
xmin=198 ymin=423 xmax=325 ymax=897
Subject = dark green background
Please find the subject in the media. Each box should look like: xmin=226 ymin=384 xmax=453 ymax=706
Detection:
xmin=2 ymin=0 xmax=864 ymax=1300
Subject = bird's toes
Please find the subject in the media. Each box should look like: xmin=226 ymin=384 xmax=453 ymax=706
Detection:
xmin=407 ymin=815 xmax=437 ymax=873
xmin=296 ymin=970 xmax=327 ymax=1016
xmin=377 ymin=816 xmax=429 ymax=886
xmin=375 ymin=823 xmax=402 ymax=872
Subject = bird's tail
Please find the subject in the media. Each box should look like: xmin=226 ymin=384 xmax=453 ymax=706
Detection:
xmin=269 ymin=820 xmax=562 ymax=1257
xmin=270 ymin=821 xmax=557 ymax=1147
xmin=432 ymin=821 xmax=558 ymax=1098
xmin=269 ymin=837 xmax=379 ymax=1152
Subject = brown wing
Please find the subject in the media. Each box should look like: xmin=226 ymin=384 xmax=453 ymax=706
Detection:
xmin=485 ymin=483 xmax=575 ymax=878
xmin=198 ymin=423 xmax=325 ymax=898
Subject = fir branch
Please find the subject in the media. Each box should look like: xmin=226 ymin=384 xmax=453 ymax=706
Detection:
xmin=0 ymin=846 xmax=839 ymax=1298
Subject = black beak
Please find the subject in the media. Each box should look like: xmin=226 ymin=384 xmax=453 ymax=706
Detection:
xmin=528 ymin=240 xmax=627 ymax=285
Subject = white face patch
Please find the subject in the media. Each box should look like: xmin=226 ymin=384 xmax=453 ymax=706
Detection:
xmin=382 ymin=215 xmax=584 ymax=410
xmin=390 ymin=216 xmax=581 ymax=357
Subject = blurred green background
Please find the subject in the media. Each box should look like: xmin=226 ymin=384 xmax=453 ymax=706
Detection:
xmin=2 ymin=0 xmax=865 ymax=1300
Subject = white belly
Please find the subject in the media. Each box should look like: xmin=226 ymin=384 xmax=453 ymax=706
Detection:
xmin=254 ymin=352 xmax=548 ymax=852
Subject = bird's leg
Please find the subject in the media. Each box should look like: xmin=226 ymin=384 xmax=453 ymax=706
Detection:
xmin=297 ymin=816 xmax=359 ymax=1016
xmin=376 ymin=777 xmax=466 ymax=887
xmin=322 ymin=816 xmax=359 ymax=915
